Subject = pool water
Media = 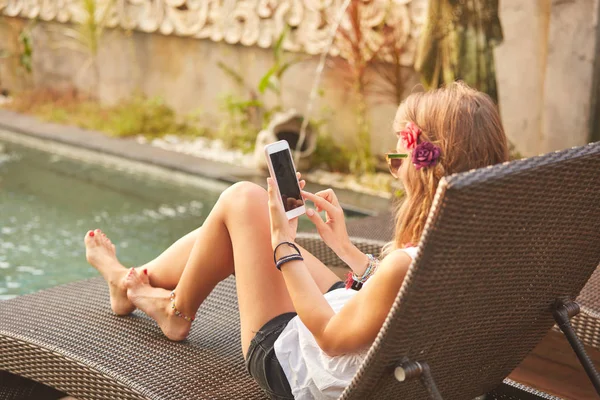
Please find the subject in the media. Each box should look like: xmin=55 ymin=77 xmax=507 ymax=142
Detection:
xmin=0 ymin=138 xmax=232 ymax=299
xmin=3 ymin=137 xmax=323 ymax=300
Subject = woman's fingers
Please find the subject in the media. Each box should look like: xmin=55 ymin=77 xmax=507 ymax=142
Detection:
xmin=267 ymin=178 xmax=283 ymax=214
xmin=296 ymin=172 xmax=306 ymax=190
xmin=315 ymin=188 xmax=340 ymax=207
xmin=301 ymin=190 xmax=339 ymax=215
xmin=306 ymin=207 xmax=326 ymax=230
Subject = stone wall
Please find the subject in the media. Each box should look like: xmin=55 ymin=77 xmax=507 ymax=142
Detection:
xmin=0 ymin=0 xmax=427 ymax=155
xmin=2 ymin=0 xmax=599 ymax=156
xmin=495 ymin=0 xmax=599 ymax=155
xmin=0 ymin=17 xmax=31 ymax=92
xmin=2 ymin=21 xmax=420 ymax=154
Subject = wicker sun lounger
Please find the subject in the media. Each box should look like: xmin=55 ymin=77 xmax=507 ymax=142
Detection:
xmin=343 ymin=195 xmax=600 ymax=357
xmin=1 ymin=141 xmax=600 ymax=400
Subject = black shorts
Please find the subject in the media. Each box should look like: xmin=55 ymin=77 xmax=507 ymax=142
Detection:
xmin=245 ymin=281 xmax=346 ymax=400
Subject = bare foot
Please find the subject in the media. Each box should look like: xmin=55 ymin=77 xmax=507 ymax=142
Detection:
xmin=84 ymin=229 xmax=135 ymax=316
xmin=125 ymin=268 xmax=191 ymax=341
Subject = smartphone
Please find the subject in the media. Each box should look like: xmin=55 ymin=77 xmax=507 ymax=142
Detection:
xmin=264 ymin=140 xmax=306 ymax=219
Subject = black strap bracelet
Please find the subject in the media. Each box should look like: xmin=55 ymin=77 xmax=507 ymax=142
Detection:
xmin=273 ymin=241 xmax=302 ymax=264
xmin=276 ymin=254 xmax=304 ymax=271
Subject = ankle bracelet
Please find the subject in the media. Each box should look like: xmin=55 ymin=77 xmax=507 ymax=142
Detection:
xmin=170 ymin=290 xmax=195 ymax=322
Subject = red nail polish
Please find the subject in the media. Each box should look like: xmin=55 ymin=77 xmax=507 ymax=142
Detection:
xmin=143 ymin=269 xmax=148 ymax=275
xmin=89 ymin=232 xmax=95 ymax=237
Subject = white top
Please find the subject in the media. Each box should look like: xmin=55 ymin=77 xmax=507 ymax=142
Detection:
xmin=274 ymin=247 xmax=418 ymax=399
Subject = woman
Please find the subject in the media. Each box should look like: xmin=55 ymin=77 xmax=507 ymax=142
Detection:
xmin=84 ymin=82 xmax=508 ymax=399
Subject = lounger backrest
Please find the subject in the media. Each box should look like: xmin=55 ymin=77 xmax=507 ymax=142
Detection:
xmin=341 ymin=142 xmax=600 ymax=400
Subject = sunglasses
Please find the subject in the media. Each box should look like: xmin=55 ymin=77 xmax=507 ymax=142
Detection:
xmin=385 ymin=153 xmax=408 ymax=178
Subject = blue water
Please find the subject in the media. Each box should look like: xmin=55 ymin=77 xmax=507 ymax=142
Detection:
xmin=0 ymin=138 xmax=227 ymax=299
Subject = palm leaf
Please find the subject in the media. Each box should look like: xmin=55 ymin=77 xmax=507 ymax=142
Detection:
xmin=217 ymin=61 xmax=248 ymax=89
xmin=258 ymin=64 xmax=278 ymax=94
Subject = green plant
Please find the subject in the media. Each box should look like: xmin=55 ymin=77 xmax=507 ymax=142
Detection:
xmin=332 ymin=0 xmax=382 ymax=174
xmin=3 ymin=88 xmax=206 ymax=138
xmin=369 ymin=3 xmax=409 ymax=105
xmin=215 ymin=28 xmax=303 ymax=152
xmin=311 ymin=130 xmax=353 ymax=173
xmin=18 ymin=25 xmax=33 ymax=73
xmin=216 ymin=62 xmax=266 ymax=152
xmin=107 ymin=96 xmax=186 ymax=137
xmin=414 ymin=0 xmax=502 ymax=102
xmin=508 ymin=141 xmax=523 ymax=161
xmin=0 ymin=17 xmax=35 ymax=87
xmin=47 ymin=0 xmax=115 ymax=97
xmin=257 ymin=27 xmax=304 ymax=112
xmin=309 ymin=108 xmax=354 ymax=173
xmin=217 ymin=94 xmax=264 ymax=153
xmin=0 ymin=17 xmax=10 ymax=88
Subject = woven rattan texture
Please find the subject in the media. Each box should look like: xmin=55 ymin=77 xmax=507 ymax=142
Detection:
xmin=296 ymin=232 xmax=386 ymax=266
xmin=0 ymin=277 xmax=265 ymax=400
xmin=568 ymin=266 xmax=600 ymax=349
xmin=346 ymin=212 xmax=395 ymax=243
xmin=340 ymin=143 xmax=600 ymax=400
xmin=346 ymin=210 xmax=600 ymax=353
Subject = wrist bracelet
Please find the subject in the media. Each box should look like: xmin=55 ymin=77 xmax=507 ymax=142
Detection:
xmin=345 ymin=254 xmax=380 ymax=290
xmin=276 ymin=254 xmax=304 ymax=271
xmin=273 ymin=241 xmax=301 ymax=264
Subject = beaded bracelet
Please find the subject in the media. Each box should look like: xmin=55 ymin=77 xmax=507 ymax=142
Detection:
xmin=345 ymin=254 xmax=380 ymax=290
xmin=170 ymin=290 xmax=195 ymax=322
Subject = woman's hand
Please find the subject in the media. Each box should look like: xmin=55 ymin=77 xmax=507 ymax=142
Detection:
xmin=301 ymin=188 xmax=351 ymax=256
xmin=302 ymin=188 xmax=370 ymax=273
xmin=266 ymin=173 xmax=305 ymax=249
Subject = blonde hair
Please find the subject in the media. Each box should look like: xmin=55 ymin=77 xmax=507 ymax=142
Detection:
xmin=385 ymin=82 xmax=508 ymax=254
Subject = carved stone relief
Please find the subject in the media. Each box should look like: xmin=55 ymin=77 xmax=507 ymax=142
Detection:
xmin=1 ymin=0 xmax=427 ymax=65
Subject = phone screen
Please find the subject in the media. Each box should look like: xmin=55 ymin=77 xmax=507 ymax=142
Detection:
xmin=270 ymin=149 xmax=304 ymax=212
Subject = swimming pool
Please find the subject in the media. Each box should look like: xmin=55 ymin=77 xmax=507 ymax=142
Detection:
xmin=0 ymin=136 xmax=233 ymax=299
xmin=7 ymin=131 xmax=324 ymax=303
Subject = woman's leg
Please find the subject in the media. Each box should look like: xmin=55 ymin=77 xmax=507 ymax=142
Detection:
xmin=137 ymin=229 xmax=336 ymax=292
xmin=125 ymin=182 xmax=340 ymax=353
xmin=85 ymin=182 xmax=340 ymax=317
xmin=136 ymin=229 xmax=200 ymax=289
xmin=84 ymin=230 xmax=138 ymax=315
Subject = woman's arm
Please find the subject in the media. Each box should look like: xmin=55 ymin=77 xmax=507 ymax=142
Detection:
xmin=277 ymin=246 xmax=335 ymax=346
xmin=266 ymin=178 xmax=410 ymax=356
xmin=278 ymin=248 xmax=412 ymax=356
xmin=317 ymin=249 xmax=412 ymax=355
xmin=265 ymin=178 xmax=337 ymax=346
xmin=337 ymin=241 xmax=371 ymax=276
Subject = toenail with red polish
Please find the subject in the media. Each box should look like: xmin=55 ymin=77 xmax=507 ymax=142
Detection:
xmin=144 ymin=269 xmax=148 ymax=275
xmin=89 ymin=232 xmax=95 ymax=237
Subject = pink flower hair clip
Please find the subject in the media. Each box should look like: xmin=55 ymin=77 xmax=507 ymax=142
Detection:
xmin=399 ymin=121 xmax=421 ymax=150
xmin=398 ymin=122 xmax=442 ymax=170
